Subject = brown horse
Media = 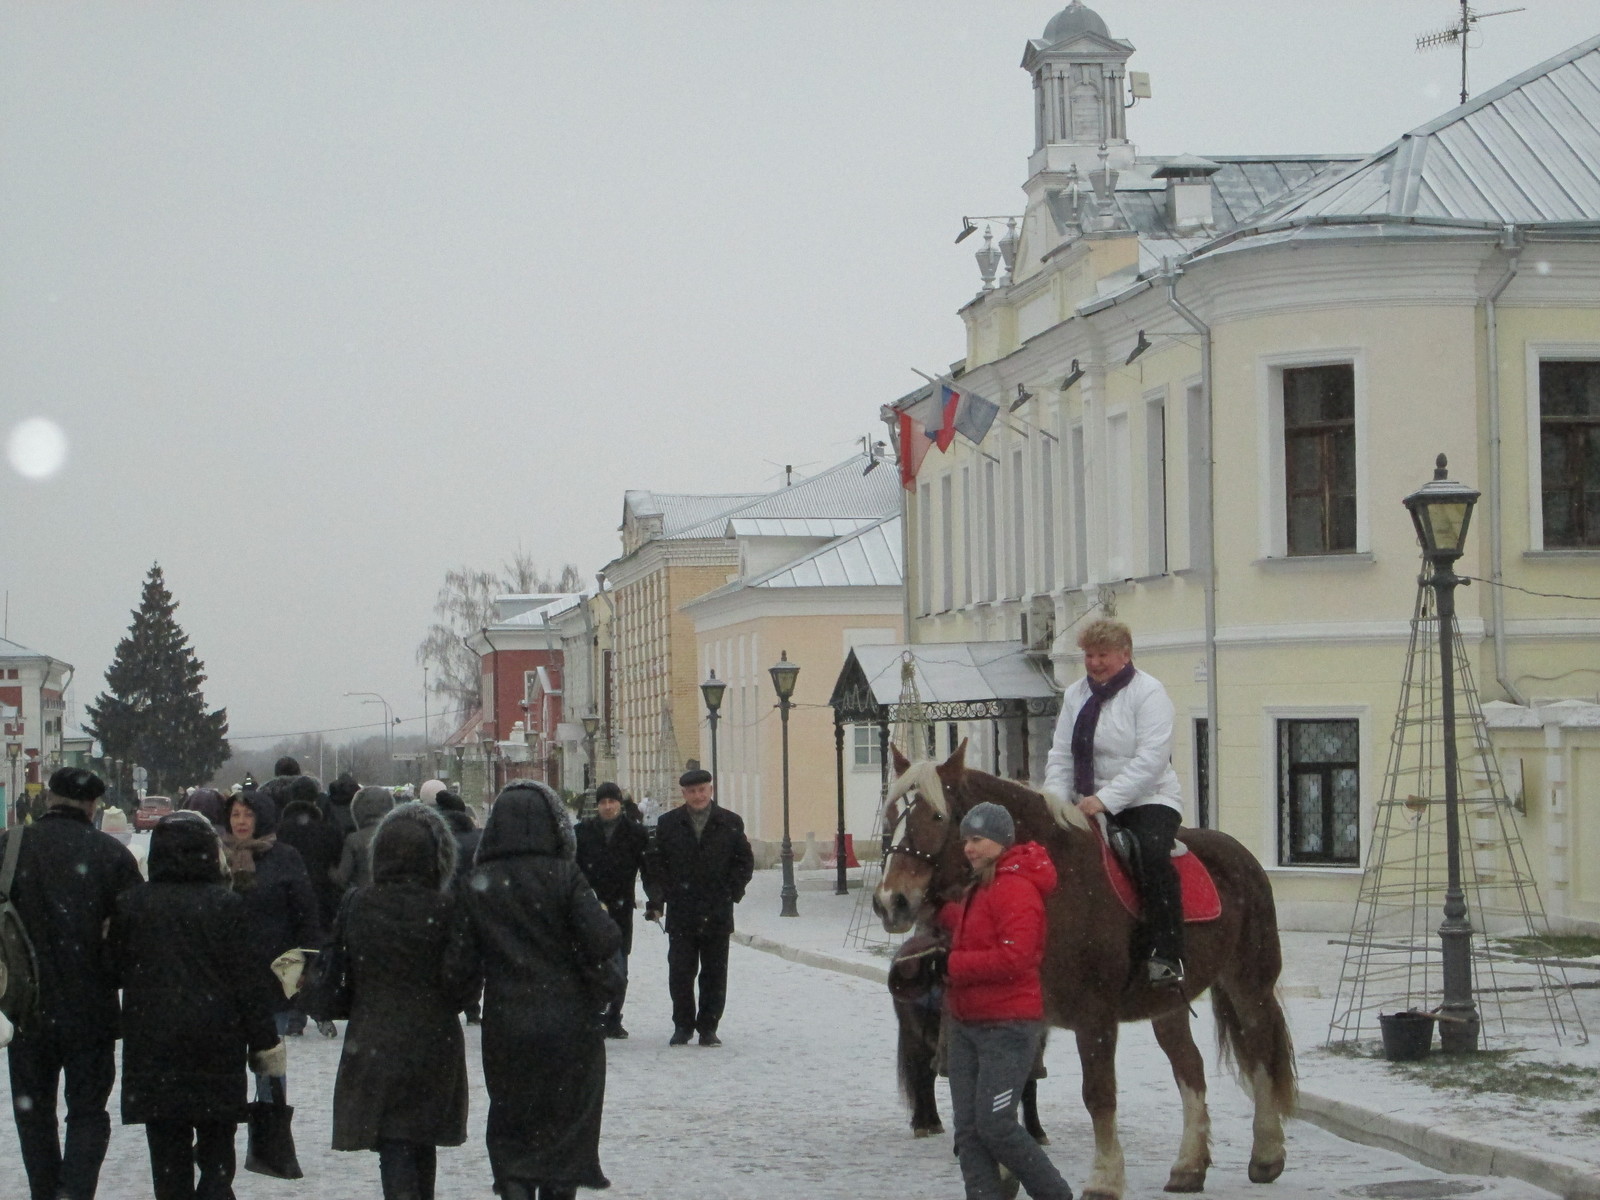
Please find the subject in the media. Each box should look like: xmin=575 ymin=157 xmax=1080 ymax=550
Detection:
xmin=873 ymin=744 xmax=1295 ymax=1200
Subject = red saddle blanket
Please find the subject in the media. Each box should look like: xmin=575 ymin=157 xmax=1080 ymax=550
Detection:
xmin=1098 ymin=828 xmax=1221 ymax=923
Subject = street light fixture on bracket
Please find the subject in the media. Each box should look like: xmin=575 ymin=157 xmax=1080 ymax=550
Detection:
xmin=1402 ymin=452 xmax=1482 ymax=1054
xmin=581 ymin=712 xmax=600 ymax=790
xmin=700 ymin=670 xmax=726 ymax=802
xmin=769 ymin=652 xmax=801 ymax=918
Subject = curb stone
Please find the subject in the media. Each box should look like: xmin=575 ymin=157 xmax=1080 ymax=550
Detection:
xmin=731 ymin=931 xmax=1600 ymax=1200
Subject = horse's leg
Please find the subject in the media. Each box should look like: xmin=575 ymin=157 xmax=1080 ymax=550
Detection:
xmin=1077 ymin=1020 xmax=1125 ymax=1200
xmin=896 ymin=999 xmax=944 ymax=1136
xmin=1151 ymin=1009 xmax=1211 ymax=1193
xmin=1212 ymin=980 xmax=1295 ymax=1183
xmin=1022 ymin=1077 xmax=1048 ymax=1145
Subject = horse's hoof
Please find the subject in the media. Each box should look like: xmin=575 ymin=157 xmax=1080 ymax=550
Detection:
xmin=1032 ymin=1133 xmax=1051 ymax=1146
xmin=1084 ymin=1190 xmax=1121 ymax=1200
xmin=1249 ymin=1157 xmax=1285 ymax=1184
xmin=1164 ymin=1169 xmax=1207 ymax=1193
xmin=913 ymin=1124 xmax=944 ymax=1138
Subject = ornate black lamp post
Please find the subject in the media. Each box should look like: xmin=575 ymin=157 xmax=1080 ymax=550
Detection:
xmin=1403 ymin=453 xmax=1482 ymax=1054
xmin=700 ymin=669 xmax=726 ymax=801
xmin=769 ymin=651 xmax=800 ymax=918
xmin=581 ymin=713 xmax=600 ymax=790
xmin=6 ymin=741 xmax=20 ymax=828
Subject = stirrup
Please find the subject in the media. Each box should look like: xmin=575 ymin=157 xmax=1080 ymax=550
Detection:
xmin=1147 ymin=956 xmax=1185 ymax=986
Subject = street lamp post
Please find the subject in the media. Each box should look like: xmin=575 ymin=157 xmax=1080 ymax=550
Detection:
xmin=834 ymin=717 xmax=849 ymax=896
xmin=581 ymin=713 xmax=600 ymax=790
xmin=479 ymin=725 xmax=497 ymax=801
xmin=1403 ymin=453 xmax=1482 ymax=1054
xmin=700 ymin=670 xmax=726 ymax=802
xmin=5 ymin=741 xmax=21 ymax=828
xmin=769 ymin=651 xmax=800 ymax=918
xmin=345 ymin=691 xmax=395 ymax=783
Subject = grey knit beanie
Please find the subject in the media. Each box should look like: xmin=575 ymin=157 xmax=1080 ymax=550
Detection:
xmin=959 ymin=801 xmax=1015 ymax=848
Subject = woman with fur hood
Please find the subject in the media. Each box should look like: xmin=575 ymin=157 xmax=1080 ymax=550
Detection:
xmin=460 ymin=780 xmax=621 ymax=1200
xmin=112 ymin=812 xmax=286 ymax=1200
xmin=331 ymin=802 xmax=477 ymax=1200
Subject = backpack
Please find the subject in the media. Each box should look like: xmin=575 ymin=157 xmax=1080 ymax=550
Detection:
xmin=0 ymin=824 xmax=41 ymax=1032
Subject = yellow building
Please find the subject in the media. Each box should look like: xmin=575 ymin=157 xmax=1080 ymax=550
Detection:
xmin=891 ymin=7 xmax=1600 ymax=928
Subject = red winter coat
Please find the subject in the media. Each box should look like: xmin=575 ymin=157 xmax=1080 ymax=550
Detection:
xmin=939 ymin=841 xmax=1056 ymax=1023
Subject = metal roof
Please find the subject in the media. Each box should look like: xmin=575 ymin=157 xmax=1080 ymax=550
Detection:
xmin=0 ymin=637 xmax=50 ymax=660
xmin=622 ymin=490 xmax=765 ymax=541
xmin=847 ymin=642 xmax=1059 ymax=707
xmin=753 ymin=515 xmax=903 ymax=589
xmin=674 ymin=456 xmax=900 ymax=539
xmin=726 ymin=516 xmax=877 ymax=539
xmin=1261 ymin=33 xmax=1600 ymax=227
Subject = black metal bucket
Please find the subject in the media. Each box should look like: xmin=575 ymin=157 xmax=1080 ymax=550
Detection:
xmin=1379 ymin=1011 xmax=1435 ymax=1061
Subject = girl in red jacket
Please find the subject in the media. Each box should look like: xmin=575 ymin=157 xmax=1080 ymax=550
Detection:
xmin=939 ymin=802 xmax=1074 ymax=1200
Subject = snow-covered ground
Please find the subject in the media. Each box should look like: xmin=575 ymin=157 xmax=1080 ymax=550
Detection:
xmin=0 ymin=862 xmax=1582 ymax=1198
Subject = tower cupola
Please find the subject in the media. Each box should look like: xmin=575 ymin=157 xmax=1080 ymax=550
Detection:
xmin=1021 ymin=2 xmax=1136 ymax=181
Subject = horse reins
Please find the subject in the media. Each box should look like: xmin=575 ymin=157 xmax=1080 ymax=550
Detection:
xmin=884 ymin=794 xmax=945 ymax=867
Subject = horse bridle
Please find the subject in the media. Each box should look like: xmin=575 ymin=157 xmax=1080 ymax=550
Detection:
xmin=883 ymin=789 xmax=948 ymax=868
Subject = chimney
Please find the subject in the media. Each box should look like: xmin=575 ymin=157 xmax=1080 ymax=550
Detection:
xmin=1152 ymin=154 xmax=1223 ymax=232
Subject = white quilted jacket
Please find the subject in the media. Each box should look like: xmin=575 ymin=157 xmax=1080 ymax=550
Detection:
xmin=1043 ymin=668 xmax=1184 ymax=816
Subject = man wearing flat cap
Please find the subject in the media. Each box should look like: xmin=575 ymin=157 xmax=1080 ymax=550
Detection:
xmin=1 ymin=768 xmax=141 ymax=1200
xmin=643 ymin=768 xmax=753 ymax=1047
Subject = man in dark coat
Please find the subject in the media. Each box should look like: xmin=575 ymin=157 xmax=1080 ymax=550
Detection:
xmin=574 ymin=781 xmax=649 ymax=1039
xmin=2 ymin=767 xmax=142 ymax=1200
xmin=644 ymin=768 xmax=754 ymax=1048
xmin=327 ymin=772 xmax=361 ymax=839
xmin=276 ymin=776 xmax=344 ymax=930
xmin=460 ymin=780 xmax=620 ymax=1200
xmin=111 ymin=813 xmax=285 ymax=1200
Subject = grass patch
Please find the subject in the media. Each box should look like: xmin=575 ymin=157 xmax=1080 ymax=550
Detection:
xmin=1580 ymin=1109 xmax=1600 ymax=1127
xmin=1324 ymin=1039 xmax=1384 ymax=1059
xmin=1496 ymin=934 xmax=1600 ymax=958
xmin=1391 ymin=1051 xmax=1600 ymax=1101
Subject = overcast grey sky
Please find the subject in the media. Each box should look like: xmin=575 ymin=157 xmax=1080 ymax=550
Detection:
xmin=2 ymin=0 xmax=1594 ymax=750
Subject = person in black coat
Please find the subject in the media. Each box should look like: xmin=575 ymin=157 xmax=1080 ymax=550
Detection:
xmin=574 ymin=781 xmax=649 ymax=1039
xmin=643 ymin=768 xmax=754 ymax=1048
xmin=2 ymin=768 xmax=142 ymax=1200
xmin=332 ymin=803 xmax=476 ymax=1200
xmin=221 ymin=789 xmax=320 ymax=1095
xmin=276 ymin=779 xmax=344 ymax=932
xmin=327 ymin=773 xmax=361 ymax=839
xmin=460 ymin=780 xmax=620 ymax=1200
xmin=112 ymin=813 xmax=285 ymax=1200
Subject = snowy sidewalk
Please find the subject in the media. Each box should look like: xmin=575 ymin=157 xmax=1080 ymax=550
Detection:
xmin=736 ymin=865 xmax=1600 ymax=1200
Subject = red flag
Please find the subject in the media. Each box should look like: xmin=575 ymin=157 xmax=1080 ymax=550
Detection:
xmin=898 ymin=410 xmax=933 ymax=491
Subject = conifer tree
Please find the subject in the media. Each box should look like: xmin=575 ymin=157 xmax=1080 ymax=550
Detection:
xmin=85 ymin=564 xmax=230 ymax=793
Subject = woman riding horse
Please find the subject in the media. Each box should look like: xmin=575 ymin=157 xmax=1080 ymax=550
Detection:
xmin=1043 ymin=618 xmax=1185 ymax=986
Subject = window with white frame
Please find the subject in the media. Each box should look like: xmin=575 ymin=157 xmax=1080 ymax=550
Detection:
xmin=1069 ymin=425 xmax=1087 ymax=585
xmin=1146 ymin=392 xmax=1168 ymax=575
xmin=940 ymin=473 xmax=954 ymax=611
xmin=1277 ymin=718 xmax=1360 ymax=866
xmin=1283 ymin=364 xmax=1356 ymax=555
xmin=984 ymin=458 xmax=999 ymax=601
xmin=1105 ymin=412 xmax=1131 ymax=579
xmin=918 ymin=481 xmax=933 ymax=615
xmin=1539 ymin=360 xmax=1600 ymax=547
xmin=961 ymin=466 xmax=973 ymax=606
xmin=1039 ymin=443 xmax=1057 ymax=592
xmin=852 ymin=725 xmax=882 ymax=769
xmin=1186 ymin=383 xmax=1207 ymax=572
xmin=1010 ymin=447 xmax=1027 ymax=598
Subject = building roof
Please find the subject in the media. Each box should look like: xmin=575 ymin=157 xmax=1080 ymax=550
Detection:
xmin=0 ymin=636 xmax=55 ymax=661
xmin=1042 ymin=1 xmax=1109 ymax=45
xmin=675 ymin=455 xmax=900 ymax=540
xmin=753 ymin=515 xmax=903 ymax=590
xmin=621 ymin=490 xmax=765 ymax=541
xmin=1251 ymin=33 xmax=1600 ymax=228
xmin=489 ymin=593 xmax=584 ymax=631
xmin=828 ymin=641 xmax=1061 ymax=722
xmin=726 ymin=517 xmax=878 ymax=539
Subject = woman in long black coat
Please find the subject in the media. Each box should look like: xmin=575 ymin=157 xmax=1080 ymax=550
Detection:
xmin=331 ymin=802 xmax=476 ymax=1200
xmin=112 ymin=812 xmax=285 ymax=1200
xmin=461 ymin=780 xmax=621 ymax=1200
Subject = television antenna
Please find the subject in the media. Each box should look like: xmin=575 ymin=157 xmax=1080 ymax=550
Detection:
xmin=1416 ymin=2 xmax=1525 ymax=105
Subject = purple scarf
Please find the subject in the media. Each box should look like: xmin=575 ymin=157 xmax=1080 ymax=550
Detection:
xmin=1070 ymin=662 xmax=1137 ymax=798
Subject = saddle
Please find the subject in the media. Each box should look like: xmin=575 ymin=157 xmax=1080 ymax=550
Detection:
xmin=1094 ymin=814 xmax=1221 ymax=923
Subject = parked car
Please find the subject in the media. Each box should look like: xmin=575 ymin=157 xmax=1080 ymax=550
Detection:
xmin=132 ymin=795 xmax=173 ymax=831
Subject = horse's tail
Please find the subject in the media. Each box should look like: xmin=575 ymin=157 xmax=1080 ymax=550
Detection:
xmin=1211 ymin=983 xmax=1297 ymax=1117
xmin=1210 ymin=856 xmax=1298 ymax=1117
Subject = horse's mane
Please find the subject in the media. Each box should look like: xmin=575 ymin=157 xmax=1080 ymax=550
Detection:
xmin=889 ymin=757 xmax=1091 ymax=843
xmin=886 ymin=760 xmax=947 ymax=815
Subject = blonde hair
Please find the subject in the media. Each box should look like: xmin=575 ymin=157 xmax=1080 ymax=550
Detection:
xmin=1078 ymin=618 xmax=1133 ymax=654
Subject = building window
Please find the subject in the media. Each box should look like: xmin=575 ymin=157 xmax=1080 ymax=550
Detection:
xmin=1186 ymin=383 xmax=1207 ymax=572
xmin=1106 ymin=412 xmax=1131 ymax=579
xmin=961 ymin=466 xmax=973 ymax=606
xmin=940 ymin=473 xmax=954 ymax=611
xmin=983 ymin=459 xmax=999 ymax=602
xmin=1039 ymin=445 xmax=1056 ymax=593
xmin=1193 ymin=717 xmax=1210 ymax=830
xmin=852 ymin=725 xmax=882 ymax=769
xmin=1069 ymin=426 xmax=1087 ymax=585
xmin=1277 ymin=718 xmax=1360 ymax=866
xmin=1146 ymin=394 xmax=1168 ymax=575
xmin=1010 ymin=448 xmax=1027 ymax=599
xmin=1539 ymin=360 xmax=1600 ymax=547
xmin=918 ymin=482 xmax=933 ymax=615
xmin=1284 ymin=364 xmax=1356 ymax=555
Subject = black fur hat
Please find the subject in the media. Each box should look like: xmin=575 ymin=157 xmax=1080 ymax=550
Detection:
xmin=48 ymin=767 xmax=105 ymax=804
